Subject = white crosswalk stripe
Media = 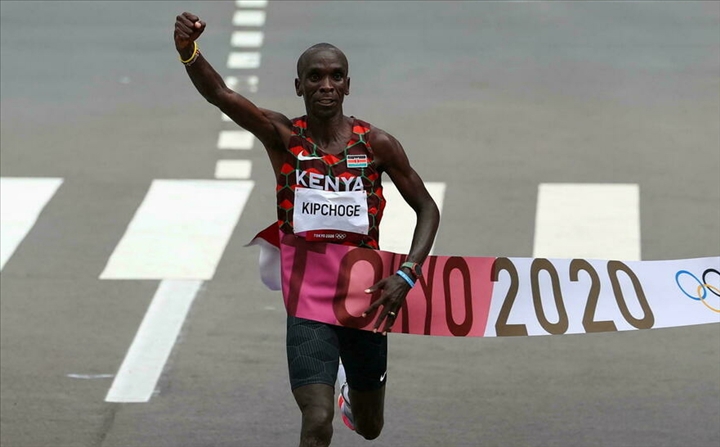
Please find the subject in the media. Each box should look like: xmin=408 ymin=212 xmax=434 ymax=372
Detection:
xmin=0 ymin=177 xmax=63 ymax=271
xmin=99 ymin=180 xmax=255 ymax=280
xmin=533 ymin=183 xmax=641 ymax=261
xmin=380 ymin=182 xmax=447 ymax=255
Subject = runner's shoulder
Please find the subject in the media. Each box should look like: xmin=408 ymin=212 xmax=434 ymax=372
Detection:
xmin=367 ymin=125 xmax=401 ymax=152
xmin=367 ymin=125 xmax=406 ymax=168
xmin=260 ymin=108 xmax=293 ymax=130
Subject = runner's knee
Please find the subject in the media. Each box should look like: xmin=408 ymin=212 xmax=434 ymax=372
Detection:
xmin=355 ymin=415 xmax=383 ymax=440
xmin=300 ymin=403 xmax=334 ymax=444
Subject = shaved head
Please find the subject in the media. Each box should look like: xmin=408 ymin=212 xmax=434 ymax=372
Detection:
xmin=296 ymin=43 xmax=349 ymax=78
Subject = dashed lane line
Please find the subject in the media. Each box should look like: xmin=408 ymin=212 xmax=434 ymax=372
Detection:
xmin=217 ymin=129 xmax=255 ymax=150
xmin=227 ymin=51 xmax=262 ymax=69
xmin=231 ymin=31 xmax=264 ymax=48
xmin=232 ymin=10 xmax=266 ymax=27
xmin=215 ymin=160 xmax=253 ymax=179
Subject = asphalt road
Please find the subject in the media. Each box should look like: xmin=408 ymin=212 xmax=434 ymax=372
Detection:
xmin=1 ymin=1 xmax=719 ymax=446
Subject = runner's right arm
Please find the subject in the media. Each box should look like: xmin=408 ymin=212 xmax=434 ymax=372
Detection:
xmin=174 ymin=12 xmax=290 ymax=174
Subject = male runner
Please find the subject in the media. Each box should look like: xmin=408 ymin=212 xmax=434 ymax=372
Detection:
xmin=174 ymin=12 xmax=440 ymax=447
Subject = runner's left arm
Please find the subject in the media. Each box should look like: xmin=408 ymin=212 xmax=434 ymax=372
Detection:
xmin=362 ymin=129 xmax=440 ymax=334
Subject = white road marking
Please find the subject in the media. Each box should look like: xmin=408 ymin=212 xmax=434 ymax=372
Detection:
xmin=225 ymin=76 xmax=240 ymax=91
xmin=232 ymin=10 xmax=266 ymax=27
xmin=215 ymin=160 xmax=252 ymax=179
xmin=67 ymin=374 xmax=114 ymax=379
xmin=0 ymin=177 xmax=63 ymax=271
xmin=227 ymin=52 xmax=261 ymax=69
xmin=105 ymin=280 xmax=202 ymax=402
xmin=231 ymin=31 xmax=264 ymax=48
xmin=217 ymin=130 xmax=255 ymax=150
xmin=100 ymin=180 xmax=254 ymax=280
xmin=533 ymin=183 xmax=641 ymax=261
xmin=379 ymin=182 xmax=446 ymax=255
xmin=224 ymin=75 xmax=259 ymax=92
xmin=236 ymin=0 xmax=268 ymax=7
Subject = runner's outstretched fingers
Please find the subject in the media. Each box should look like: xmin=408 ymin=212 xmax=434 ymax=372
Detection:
xmin=363 ymin=276 xmax=412 ymax=335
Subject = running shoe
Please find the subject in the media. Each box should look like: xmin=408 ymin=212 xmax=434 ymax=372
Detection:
xmin=337 ymin=382 xmax=355 ymax=431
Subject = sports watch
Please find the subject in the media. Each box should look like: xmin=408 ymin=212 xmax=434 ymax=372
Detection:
xmin=400 ymin=261 xmax=423 ymax=280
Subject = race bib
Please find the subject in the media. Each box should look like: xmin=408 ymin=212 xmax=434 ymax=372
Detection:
xmin=294 ymin=188 xmax=369 ymax=235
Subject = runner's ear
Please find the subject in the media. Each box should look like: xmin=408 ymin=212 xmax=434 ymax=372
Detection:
xmin=295 ymin=78 xmax=302 ymax=97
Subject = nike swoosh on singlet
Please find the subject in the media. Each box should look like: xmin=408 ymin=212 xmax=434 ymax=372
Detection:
xmin=380 ymin=371 xmax=387 ymax=382
xmin=298 ymin=154 xmax=323 ymax=161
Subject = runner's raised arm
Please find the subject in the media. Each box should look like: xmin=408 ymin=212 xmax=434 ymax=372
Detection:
xmin=173 ymin=12 xmax=290 ymax=173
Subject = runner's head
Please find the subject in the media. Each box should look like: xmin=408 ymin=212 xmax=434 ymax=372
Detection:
xmin=295 ymin=43 xmax=350 ymax=118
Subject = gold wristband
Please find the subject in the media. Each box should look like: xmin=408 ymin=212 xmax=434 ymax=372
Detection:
xmin=179 ymin=41 xmax=200 ymax=65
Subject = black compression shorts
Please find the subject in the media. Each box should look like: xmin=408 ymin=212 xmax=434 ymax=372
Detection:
xmin=286 ymin=315 xmax=387 ymax=392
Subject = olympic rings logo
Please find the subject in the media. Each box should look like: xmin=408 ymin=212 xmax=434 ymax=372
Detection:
xmin=675 ymin=268 xmax=720 ymax=313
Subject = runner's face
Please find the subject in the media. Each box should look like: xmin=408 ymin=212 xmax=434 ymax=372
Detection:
xmin=295 ymin=49 xmax=350 ymax=118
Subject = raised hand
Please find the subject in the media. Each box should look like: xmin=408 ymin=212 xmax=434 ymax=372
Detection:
xmin=174 ymin=12 xmax=206 ymax=53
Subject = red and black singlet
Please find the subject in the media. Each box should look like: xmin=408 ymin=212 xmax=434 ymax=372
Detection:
xmin=276 ymin=116 xmax=385 ymax=249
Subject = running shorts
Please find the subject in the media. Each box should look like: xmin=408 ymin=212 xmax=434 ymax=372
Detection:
xmin=286 ymin=315 xmax=387 ymax=391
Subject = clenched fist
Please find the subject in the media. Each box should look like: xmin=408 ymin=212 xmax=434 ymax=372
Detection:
xmin=174 ymin=12 xmax=206 ymax=56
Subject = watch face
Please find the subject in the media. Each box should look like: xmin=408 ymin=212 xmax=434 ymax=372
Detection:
xmin=413 ymin=264 xmax=423 ymax=278
xmin=401 ymin=262 xmax=422 ymax=278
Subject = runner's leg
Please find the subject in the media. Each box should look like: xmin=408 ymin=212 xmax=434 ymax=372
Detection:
xmin=286 ymin=316 xmax=341 ymax=447
xmin=348 ymin=386 xmax=385 ymax=439
xmin=337 ymin=326 xmax=388 ymax=439
xmin=293 ymin=384 xmax=335 ymax=447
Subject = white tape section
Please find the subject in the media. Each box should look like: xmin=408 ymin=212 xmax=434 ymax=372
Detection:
xmin=484 ymin=256 xmax=720 ymax=337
